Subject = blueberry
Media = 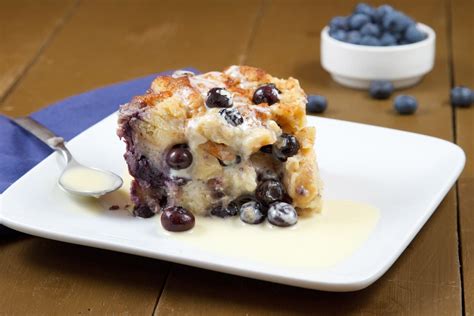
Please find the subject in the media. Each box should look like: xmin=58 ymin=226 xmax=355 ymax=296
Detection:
xmin=161 ymin=206 xmax=195 ymax=232
xmin=133 ymin=205 xmax=155 ymax=218
xmin=383 ymin=11 xmax=413 ymax=33
xmin=346 ymin=30 xmax=362 ymax=44
xmin=451 ymin=86 xmax=473 ymax=107
xmin=306 ymin=95 xmax=328 ymax=113
xmin=206 ymin=87 xmax=233 ymax=108
xmin=210 ymin=203 xmax=239 ymax=218
xmin=392 ymin=31 xmax=403 ymax=41
xmin=219 ymin=108 xmax=244 ymax=126
xmin=272 ymin=133 xmax=300 ymax=162
xmin=360 ymin=23 xmax=380 ymax=37
xmin=267 ymin=202 xmax=298 ymax=227
xmin=394 ymin=95 xmax=418 ymax=114
xmin=252 ymin=83 xmax=280 ymax=105
xmin=207 ymin=178 xmax=225 ymax=199
xmin=349 ymin=13 xmax=371 ymax=30
xmin=239 ymin=201 xmax=266 ymax=224
xmin=126 ymin=154 xmax=165 ymax=188
xmin=355 ymin=3 xmax=375 ymax=18
xmin=360 ymin=35 xmax=380 ymax=46
xmin=380 ymin=32 xmax=397 ymax=46
xmin=374 ymin=5 xmax=394 ymax=23
xmin=256 ymin=180 xmax=284 ymax=205
xmin=329 ymin=16 xmax=348 ymax=31
xmin=330 ymin=29 xmax=347 ymax=42
xmin=404 ymin=25 xmax=426 ymax=43
xmin=232 ymin=195 xmax=258 ymax=208
xmin=259 ymin=144 xmax=273 ymax=154
xmin=369 ymin=80 xmax=394 ymax=99
xmin=166 ymin=144 xmax=193 ymax=170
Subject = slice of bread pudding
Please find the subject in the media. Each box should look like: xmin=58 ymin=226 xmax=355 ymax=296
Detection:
xmin=117 ymin=66 xmax=322 ymax=231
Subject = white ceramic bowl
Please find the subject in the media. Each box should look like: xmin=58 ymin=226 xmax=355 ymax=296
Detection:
xmin=320 ymin=23 xmax=436 ymax=89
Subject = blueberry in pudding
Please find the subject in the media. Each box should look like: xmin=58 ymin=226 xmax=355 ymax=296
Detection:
xmin=206 ymin=87 xmax=233 ymax=108
xmin=240 ymin=201 xmax=266 ymax=224
xmin=166 ymin=144 xmax=193 ymax=169
xmin=219 ymin=108 xmax=244 ymax=126
xmin=271 ymin=133 xmax=300 ymax=162
xmin=256 ymin=180 xmax=285 ymax=206
xmin=252 ymin=83 xmax=280 ymax=105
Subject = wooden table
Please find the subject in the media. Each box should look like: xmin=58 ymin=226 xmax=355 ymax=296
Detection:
xmin=0 ymin=0 xmax=472 ymax=314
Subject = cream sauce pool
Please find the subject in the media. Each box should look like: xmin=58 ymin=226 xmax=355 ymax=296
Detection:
xmin=161 ymin=200 xmax=379 ymax=268
xmin=100 ymin=173 xmax=380 ymax=268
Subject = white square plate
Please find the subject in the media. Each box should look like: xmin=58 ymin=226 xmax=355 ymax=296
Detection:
xmin=0 ymin=114 xmax=465 ymax=291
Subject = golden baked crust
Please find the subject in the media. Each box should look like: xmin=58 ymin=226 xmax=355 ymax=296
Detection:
xmin=118 ymin=65 xmax=322 ymax=216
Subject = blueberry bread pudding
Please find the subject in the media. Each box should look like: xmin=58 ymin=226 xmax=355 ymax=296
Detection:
xmin=117 ymin=66 xmax=322 ymax=231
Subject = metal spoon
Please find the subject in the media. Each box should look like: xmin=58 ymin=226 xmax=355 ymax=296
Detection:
xmin=13 ymin=117 xmax=123 ymax=197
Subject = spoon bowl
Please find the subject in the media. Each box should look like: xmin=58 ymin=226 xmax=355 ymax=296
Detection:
xmin=13 ymin=116 xmax=123 ymax=197
xmin=58 ymin=162 xmax=123 ymax=197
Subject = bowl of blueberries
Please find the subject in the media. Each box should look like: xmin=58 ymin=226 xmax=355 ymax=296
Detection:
xmin=321 ymin=3 xmax=435 ymax=89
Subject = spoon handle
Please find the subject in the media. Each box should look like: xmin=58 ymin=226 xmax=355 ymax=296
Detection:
xmin=13 ymin=117 xmax=73 ymax=163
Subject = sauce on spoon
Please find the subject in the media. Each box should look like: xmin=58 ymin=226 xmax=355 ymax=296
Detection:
xmin=60 ymin=167 xmax=120 ymax=193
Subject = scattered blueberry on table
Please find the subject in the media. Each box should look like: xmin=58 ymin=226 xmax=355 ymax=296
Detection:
xmin=394 ymin=95 xmax=418 ymax=114
xmin=369 ymin=80 xmax=394 ymax=99
xmin=306 ymin=95 xmax=328 ymax=113
xmin=328 ymin=3 xmax=427 ymax=46
xmin=451 ymin=86 xmax=474 ymax=108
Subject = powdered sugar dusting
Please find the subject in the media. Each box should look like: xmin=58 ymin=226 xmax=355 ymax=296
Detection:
xmin=172 ymin=70 xmax=195 ymax=78
xmin=189 ymin=73 xmax=224 ymax=99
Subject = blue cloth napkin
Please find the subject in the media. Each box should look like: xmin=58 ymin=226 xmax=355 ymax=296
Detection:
xmin=0 ymin=68 xmax=197 ymax=235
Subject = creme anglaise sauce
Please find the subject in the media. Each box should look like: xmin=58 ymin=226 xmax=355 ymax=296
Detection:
xmin=99 ymin=173 xmax=380 ymax=268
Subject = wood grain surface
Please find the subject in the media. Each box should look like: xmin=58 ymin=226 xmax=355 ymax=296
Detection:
xmin=452 ymin=0 xmax=474 ymax=315
xmin=0 ymin=0 xmax=262 ymax=116
xmin=0 ymin=0 xmax=77 ymax=103
xmin=0 ymin=0 xmax=472 ymax=315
